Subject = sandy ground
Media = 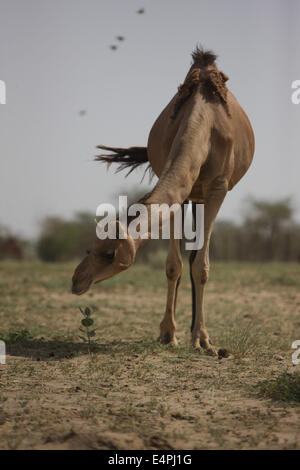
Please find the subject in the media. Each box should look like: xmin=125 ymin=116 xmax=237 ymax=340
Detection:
xmin=0 ymin=260 xmax=300 ymax=449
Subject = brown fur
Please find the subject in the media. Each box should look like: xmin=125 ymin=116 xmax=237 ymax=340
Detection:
xmin=171 ymin=47 xmax=230 ymax=119
xmin=199 ymin=69 xmax=230 ymax=115
xmin=171 ymin=68 xmax=201 ymax=119
xmin=72 ymin=46 xmax=255 ymax=355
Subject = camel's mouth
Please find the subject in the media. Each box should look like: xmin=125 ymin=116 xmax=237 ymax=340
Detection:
xmin=71 ymin=279 xmax=93 ymax=295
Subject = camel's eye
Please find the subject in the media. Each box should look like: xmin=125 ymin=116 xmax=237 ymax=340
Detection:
xmin=86 ymin=249 xmax=91 ymax=255
xmin=103 ymin=250 xmax=115 ymax=261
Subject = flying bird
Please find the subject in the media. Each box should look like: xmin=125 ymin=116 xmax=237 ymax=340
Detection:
xmin=116 ymin=36 xmax=125 ymax=41
xmin=136 ymin=8 xmax=145 ymax=14
xmin=78 ymin=110 xmax=86 ymax=116
xmin=110 ymin=45 xmax=118 ymax=51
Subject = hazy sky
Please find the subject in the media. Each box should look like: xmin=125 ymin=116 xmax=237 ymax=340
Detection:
xmin=0 ymin=0 xmax=299 ymax=238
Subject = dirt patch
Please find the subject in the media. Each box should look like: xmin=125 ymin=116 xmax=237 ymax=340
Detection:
xmin=0 ymin=261 xmax=300 ymax=449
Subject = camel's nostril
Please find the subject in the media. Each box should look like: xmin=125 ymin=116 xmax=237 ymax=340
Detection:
xmin=71 ymin=278 xmax=80 ymax=294
xmin=71 ymin=276 xmax=93 ymax=295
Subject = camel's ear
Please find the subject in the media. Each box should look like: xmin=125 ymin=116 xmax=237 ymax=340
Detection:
xmin=115 ymin=238 xmax=135 ymax=268
xmin=95 ymin=220 xmax=135 ymax=268
xmin=114 ymin=221 xmax=136 ymax=268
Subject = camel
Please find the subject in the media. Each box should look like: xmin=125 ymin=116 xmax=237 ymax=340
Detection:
xmin=72 ymin=47 xmax=255 ymax=355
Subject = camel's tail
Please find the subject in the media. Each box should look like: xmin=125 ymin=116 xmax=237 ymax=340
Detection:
xmin=95 ymin=145 xmax=153 ymax=180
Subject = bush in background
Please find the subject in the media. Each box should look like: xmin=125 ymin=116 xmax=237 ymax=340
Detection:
xmin=37 ymin=212 xmax=95 ymax=261
xmin=34 ymin=197 xmax=300 ymax=263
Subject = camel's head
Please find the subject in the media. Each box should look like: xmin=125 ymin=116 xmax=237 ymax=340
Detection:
xmin=71 ymin=222 xmax=136 ymax=295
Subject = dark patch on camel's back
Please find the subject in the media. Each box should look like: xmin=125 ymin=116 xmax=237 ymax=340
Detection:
xmin=171 ymin=47 xmax=230 ymax=119
xmin=199 ymin=69 xmax=229 ymax=110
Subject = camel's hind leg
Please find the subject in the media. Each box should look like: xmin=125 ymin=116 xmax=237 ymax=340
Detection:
xmin=158 ymin=219 xmax=183 ymax=346
xmin=190 ymin=178 xmax=228 ymax=355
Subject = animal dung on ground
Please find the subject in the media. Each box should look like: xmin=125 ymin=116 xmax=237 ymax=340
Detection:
xmin=218 ymin=348 xmax=230 ymax=359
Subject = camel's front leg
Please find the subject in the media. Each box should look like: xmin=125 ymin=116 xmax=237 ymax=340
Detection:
xmin=158 ymin=233 xmax=182 ymax=346
xmin=190 ymin=179 xmax=228 ymax=355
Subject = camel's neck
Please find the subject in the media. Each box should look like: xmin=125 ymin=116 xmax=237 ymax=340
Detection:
xmin=129 ymin=153 xmax=198 ymax=252
xmin=145 ymin=169 xmax=188 ymax=206
xmin=128 ymin=96 xmax=209 ymax=252
xmin=145 ymin=126 xmax=203 ymax=207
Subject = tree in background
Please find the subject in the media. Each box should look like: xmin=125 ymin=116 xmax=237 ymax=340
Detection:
xmin=211 ymin=198 xmax=300 ymax=261
xmin=37 ymin=212 xmax=95 ymax=261
xmin=35 ymin=197 xmax=300 ymax=263
xmin=0 ymin=224 xmax=26 ymax=260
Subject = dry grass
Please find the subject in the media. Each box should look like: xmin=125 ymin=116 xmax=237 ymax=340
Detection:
xmin=0 ymin=260 xmax=300 ymax=449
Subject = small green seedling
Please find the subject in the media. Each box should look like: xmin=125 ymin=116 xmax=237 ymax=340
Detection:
xmin=79 ymin=307 xmax=97 ymax=355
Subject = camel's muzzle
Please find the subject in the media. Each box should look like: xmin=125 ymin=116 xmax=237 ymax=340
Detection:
xmin=71 ymin=277 xmax=93 ymax=295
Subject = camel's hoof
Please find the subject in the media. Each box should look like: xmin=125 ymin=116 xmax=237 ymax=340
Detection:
xmin=199 ymin=339 xmax=217 ymax=356
xmin=205 ymin=347 xmax=218 ymax=357
xmin=157 ymin=333 xmax=178 ymax=347
xmin=193 ymin=342 xmax=219 ymax=357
